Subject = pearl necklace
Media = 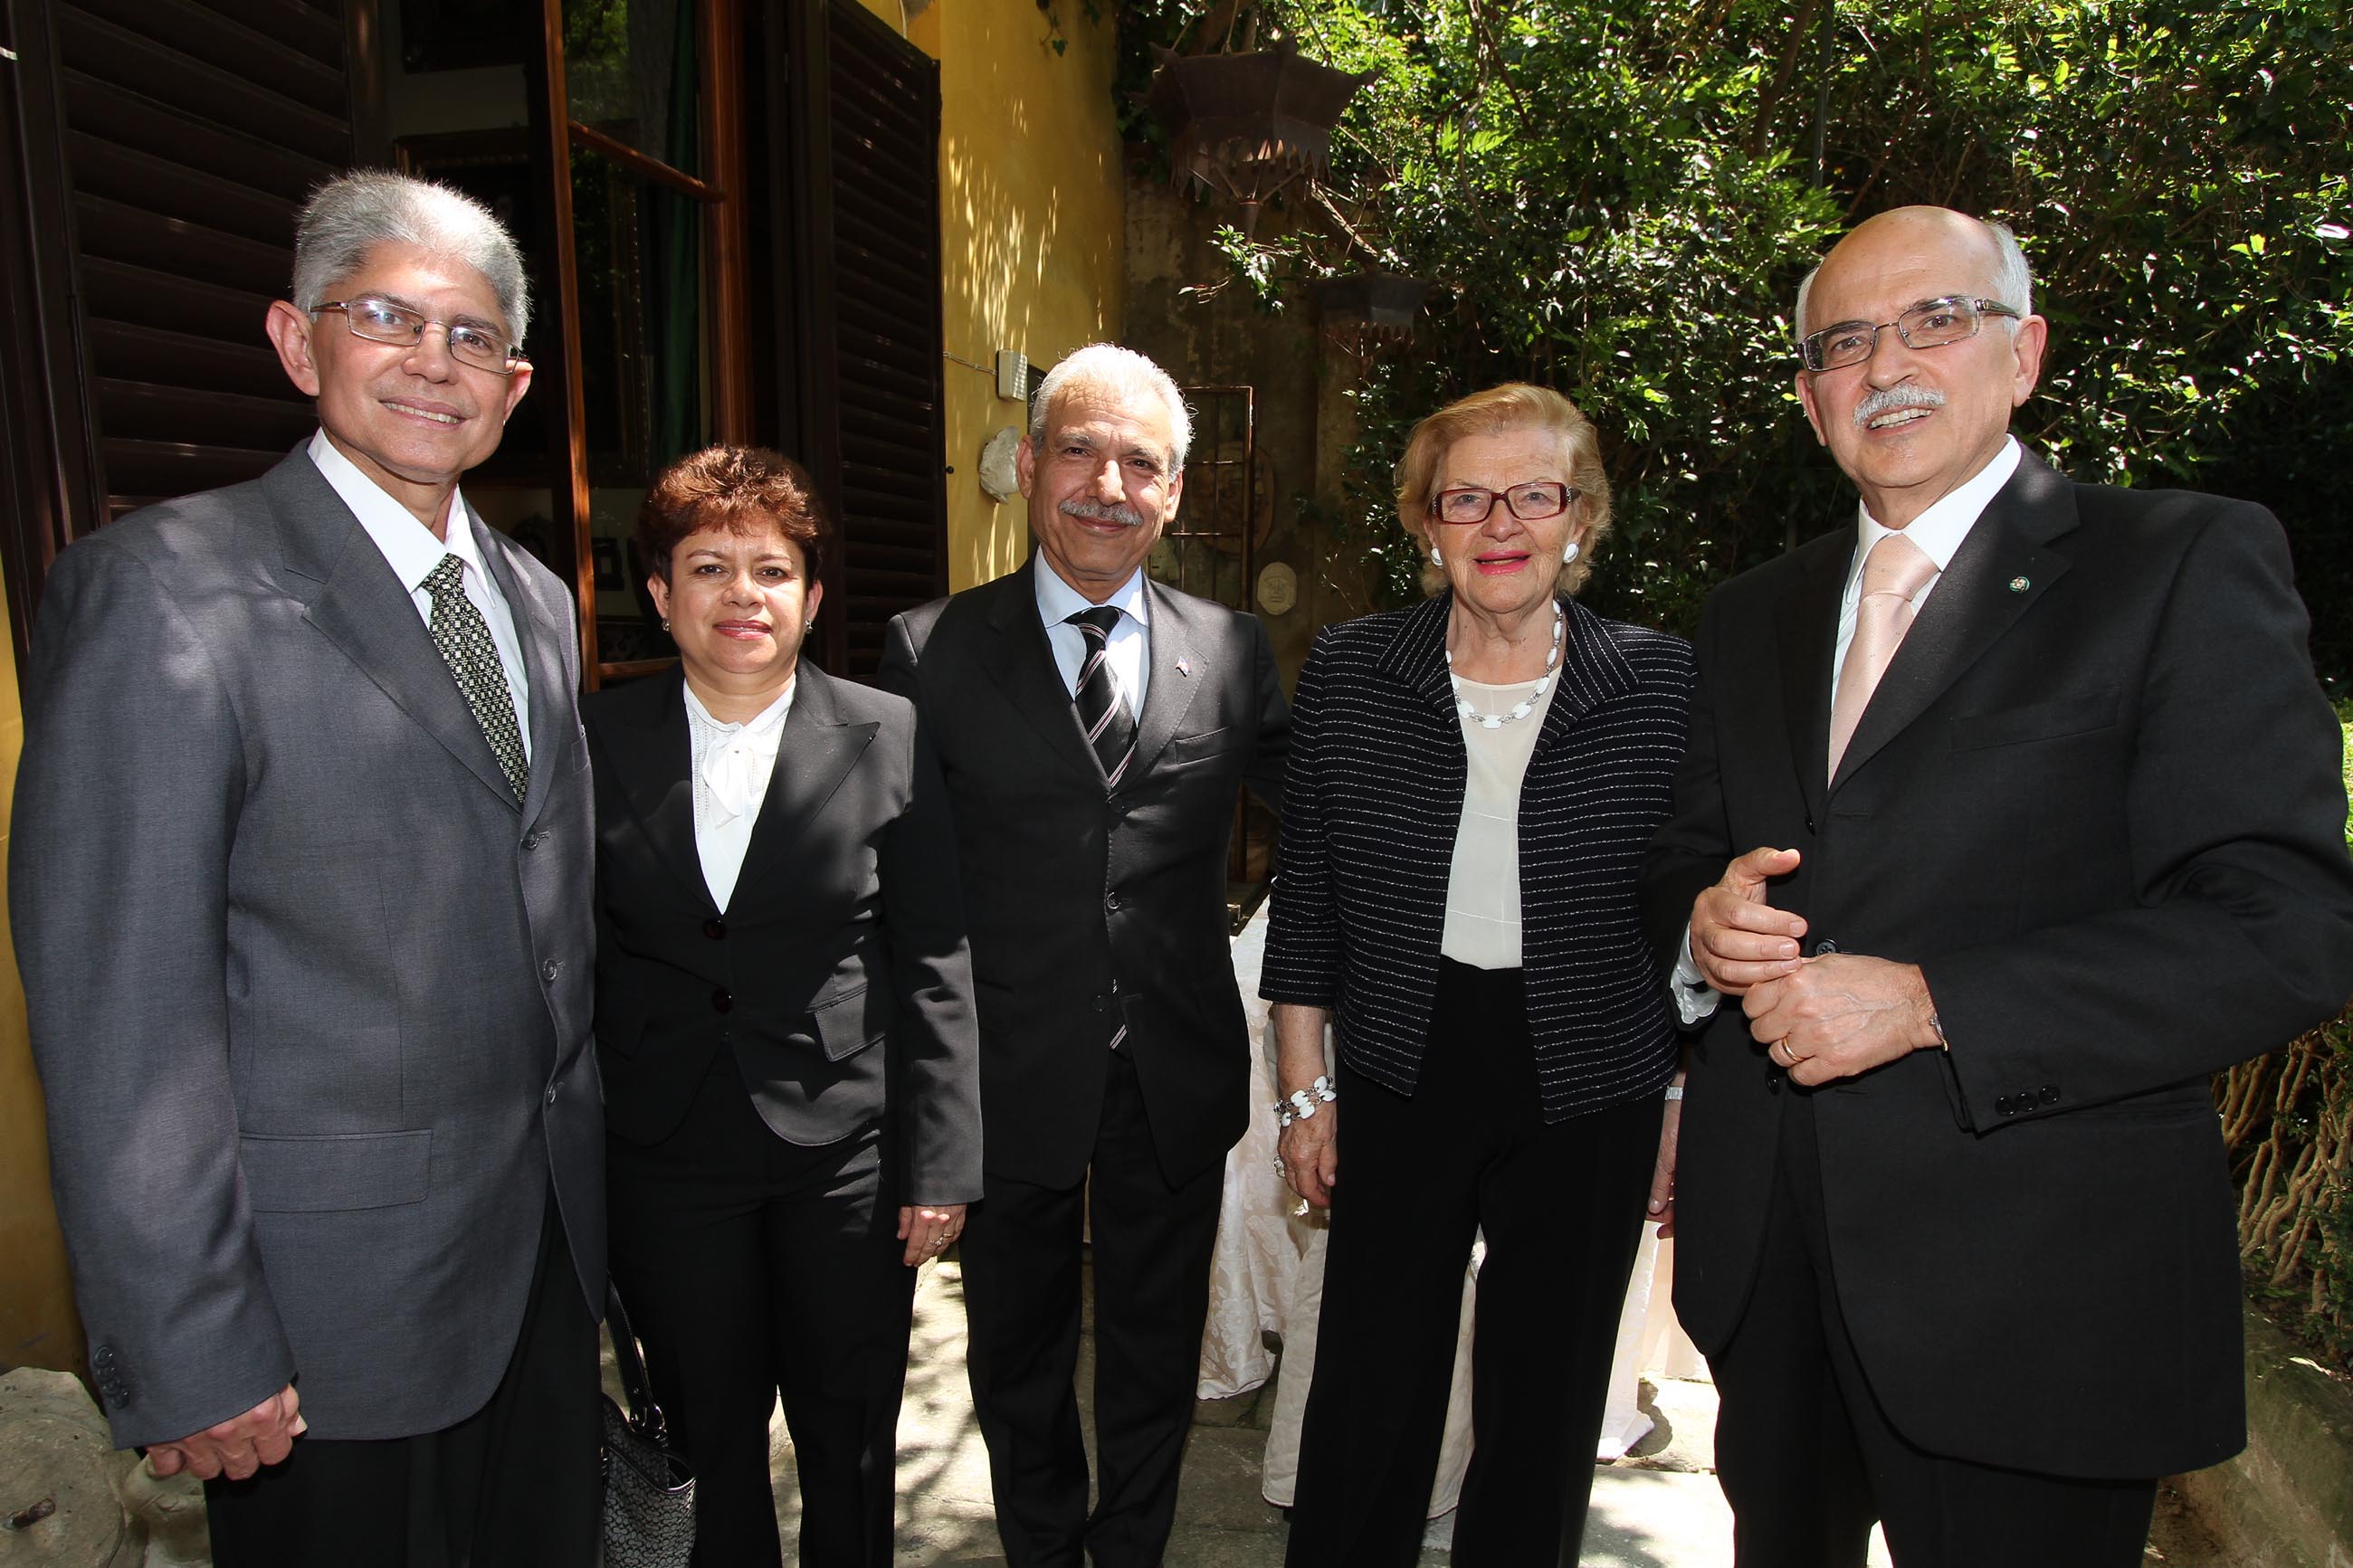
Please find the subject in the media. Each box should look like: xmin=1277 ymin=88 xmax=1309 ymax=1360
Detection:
xmin=1446 ymin=603 xmax=1564 ymax=729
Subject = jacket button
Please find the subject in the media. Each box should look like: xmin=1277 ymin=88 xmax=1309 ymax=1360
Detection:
xmin=703 ymin=919 xmax=727 ymax=940
xmin=712 ymin=988 xmax=733 ymax=1013
xmin=1106 ymin=893 xmax=1121 ymax=913
xmin=1092 ymin=994 xmax=1107 ymax=1012
xmin=522 ymin=830 xmax=548 ymax=850
xmin=545 ymin=1084 xmax=558 ymax=1106
xmin=1813 ymin=939 xmax=1839 ymax=955
xmin=1767 ymin=1070 xmax=1783 ymax=1095
xmin=542 ymin=959 xmax=561 ymax=983
xmin=2040 ymin=1085 xmax=2061 ymax=1106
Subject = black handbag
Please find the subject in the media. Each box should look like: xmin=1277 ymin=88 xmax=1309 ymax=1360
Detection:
xmin=600 ymin=1283 xmax=696 ymax=1567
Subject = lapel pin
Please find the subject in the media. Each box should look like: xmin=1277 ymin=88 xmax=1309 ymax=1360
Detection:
xmin=2008 ymin=575 xmax=2031 ymax=593
xmin=1176 ymin=657 xmax=1192 ymax=678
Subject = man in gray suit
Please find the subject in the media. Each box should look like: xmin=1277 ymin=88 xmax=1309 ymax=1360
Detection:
xmin=11 ymin=171 xmax=602 ymax=1565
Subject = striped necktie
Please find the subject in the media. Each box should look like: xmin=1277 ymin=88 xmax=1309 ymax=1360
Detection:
xmin=422 ymin=553 xmax=529 ymax=802
xmin=1066 ymin=606 xmax=1138 ymax=787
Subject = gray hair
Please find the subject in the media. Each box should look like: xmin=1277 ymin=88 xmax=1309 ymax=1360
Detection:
xmin=291 ymin=171 xmax=531 ymax=347
xmin=1028 ymin=344 xmax=1193 ymax=470
xmin=1794 ymin=218 xmax=2033 ymax=341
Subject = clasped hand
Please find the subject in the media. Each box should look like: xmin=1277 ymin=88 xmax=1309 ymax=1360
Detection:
xmin=1691 ymin=846 xmax=1939 ymax=1086
xmin=148 ymin=1383 xmax=305 ymax=1482
xmin=1743 ymin=955 xmax=1939 ymax=1085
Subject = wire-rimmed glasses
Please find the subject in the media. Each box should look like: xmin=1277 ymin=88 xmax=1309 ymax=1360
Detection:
xmin=312 ymin=298 xmax=528 ymax=375
xmin=1798 ymin=296 xmax=2021 ymax=374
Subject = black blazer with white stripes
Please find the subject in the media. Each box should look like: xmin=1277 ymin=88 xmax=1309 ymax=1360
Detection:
xmin=1261 ymin=591 xmax=1693 ymax=1121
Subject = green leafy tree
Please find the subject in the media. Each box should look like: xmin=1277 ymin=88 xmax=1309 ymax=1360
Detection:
xmin=1145 ymin=0 xmax=2353 ymax=679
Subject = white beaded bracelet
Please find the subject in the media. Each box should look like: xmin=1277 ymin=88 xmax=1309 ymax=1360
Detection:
xmin=1273 ymin=1074 xmax=1338 ymax=1127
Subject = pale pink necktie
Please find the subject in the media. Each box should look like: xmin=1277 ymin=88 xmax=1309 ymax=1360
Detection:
xmin=1828 ymin=531 xmax=1937 ymax=777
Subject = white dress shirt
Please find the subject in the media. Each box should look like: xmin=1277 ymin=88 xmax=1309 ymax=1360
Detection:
xmin=1671 ymin=436 xmax=2023 ymax=1024
xmin=308 ymin=429 xmax=532 ymax=760
xmin=1441 ymin=675 xmax=1558 ymax=969
xmin=1035 ymin=561 xmax=1151 ymax=711
xmin=685 ymin=680 xmax=796 ymax=912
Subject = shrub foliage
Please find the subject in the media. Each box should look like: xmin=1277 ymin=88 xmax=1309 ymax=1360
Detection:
xmin=1124 ymin=0 xmax=2353 ymax=679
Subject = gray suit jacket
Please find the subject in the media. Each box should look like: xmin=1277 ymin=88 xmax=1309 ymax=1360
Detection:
xmin=10 ymin=449 xmax=602 ymax=1449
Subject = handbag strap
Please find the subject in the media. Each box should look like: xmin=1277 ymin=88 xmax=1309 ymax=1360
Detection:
xmin=605 ymin=1281 xmax=672 ymax=1446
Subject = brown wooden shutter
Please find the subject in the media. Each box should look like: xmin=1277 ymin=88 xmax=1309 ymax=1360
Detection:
xmin=753 ymin=0 xmax=945 ymax=682
xmin=40 ymin=0 xmax=358 ymax=518
xmin=824 ymin=1 xmax=946 ymax=679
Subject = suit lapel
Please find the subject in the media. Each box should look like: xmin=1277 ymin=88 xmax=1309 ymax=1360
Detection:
xmin=1374 ymin=591 xmax=1458 ymax=717
xmin=731 ymin=664 xmax=877 ymax=914
xmin=263 ymin=454 xmax=520 ymax=810
xmin=602 ymin=674 xmax=712 ymax=912
xmin=1776 ymin=529 xmax=1850 ymax=818
xmin=1536 ymin=595 xmax=1637 ymax=752
xmin=1129 ymin=580 xmax=1206 ymax=781
xmin=1832 ymin=454 xmax=2076 ymax=791
xmin=472 ymin=508 xmax=572 ymax=828
xmin=976 ymin=560 xmax=1109 ymax=789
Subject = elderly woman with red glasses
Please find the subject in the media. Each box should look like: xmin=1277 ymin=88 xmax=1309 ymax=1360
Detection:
xmin=1262 ymin=382 xmax=1693 ymax=1567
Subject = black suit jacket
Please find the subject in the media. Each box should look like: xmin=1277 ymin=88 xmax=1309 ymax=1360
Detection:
xmin=877 ymin=560 xmax=1289 ymax=1188
xmin=585 ymin=662 xmax=982 ymax=1206
xmin=1261 ymin=592 xmax=1689 ymax=1117
xmin=1640 ymin=451 xmax=2353 ymax=1478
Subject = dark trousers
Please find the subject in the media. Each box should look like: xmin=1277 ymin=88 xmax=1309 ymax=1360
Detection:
xmin=960 ymin=1046 xmax=1224 ymax=1568
xmin=1710 ymin=1092 xmax=2158 ymax=1568
xmin=204 ymin=1186 xmax=601 ymax=1568
xmin=1286 ymin=961 xmax=1662 ymax=1568
xmin=605 ymin=1055 xmax=915 ymax=1568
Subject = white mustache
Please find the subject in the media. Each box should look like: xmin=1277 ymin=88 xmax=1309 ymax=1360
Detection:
xmin=1853 ymin=385 xmax=1947 ymax=427
xmin=1061 ymin=499 xmax=1145 ymax=527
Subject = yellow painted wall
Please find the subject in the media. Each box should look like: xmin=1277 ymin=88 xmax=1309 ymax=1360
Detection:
xmin=0 ymin=569 xmax=84 ymax=1377
xmin=909 ymin=0 xmax=1126 ymax=590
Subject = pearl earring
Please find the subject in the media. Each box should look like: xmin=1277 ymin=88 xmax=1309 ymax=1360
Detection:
xmin=1563 ymin=541 xmax=1580 ymax=565
xmin=660 ymin=618 xmax=672 ymax=632
xmin=1431 ymin=545 xmax=1443 ymax=566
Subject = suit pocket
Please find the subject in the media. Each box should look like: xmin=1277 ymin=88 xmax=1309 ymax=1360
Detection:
xmin=1159 ymin=726 xmax=1240 ymax=769
xmin=811 ymin=982 xmax=894 ymax=1062
xmin=1948 ymin=687 xmax=2121 ymax=752
xmin=240 ymin=1129 xmax=433 ymax=1212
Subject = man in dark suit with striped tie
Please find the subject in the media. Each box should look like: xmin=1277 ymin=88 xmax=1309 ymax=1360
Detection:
xmin=880 ymin=343 xmax=1289 ymax=1568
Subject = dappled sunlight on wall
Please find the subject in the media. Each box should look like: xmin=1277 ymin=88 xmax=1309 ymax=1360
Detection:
xmin=910 ymin=2 xmax=1124 ymax=591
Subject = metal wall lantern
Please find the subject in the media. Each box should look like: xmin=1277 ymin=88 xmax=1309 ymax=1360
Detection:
xmin=1148 ymin=41 xmax=1370 ymax=238
xmin=1318 ymin=270 xmax=1431 ymax=356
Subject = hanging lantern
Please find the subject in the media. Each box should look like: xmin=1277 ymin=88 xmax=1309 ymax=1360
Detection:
xmin=1318 ymin=271 xmax=1431 ymax=358
xmin=1148 ymin=41 xmax=1370 ymax=239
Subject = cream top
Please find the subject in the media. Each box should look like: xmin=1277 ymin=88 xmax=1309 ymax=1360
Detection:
xmin=1440 ymin=674 xmax=1558 ymax=969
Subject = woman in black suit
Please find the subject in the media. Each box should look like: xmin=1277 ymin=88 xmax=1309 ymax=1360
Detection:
xmin=1263 ymin=384 xmax=1693 ymax=1566
xmin=586 ymin=446 xmax=981 ymax=1568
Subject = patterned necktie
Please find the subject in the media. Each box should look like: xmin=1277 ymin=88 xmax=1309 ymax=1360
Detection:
xmin=1827 ymin=530 xmax=1938 ymax=778
xmin=1067 ymin=606 xmax=1138 ymax=787
xmin=422 ymin=553 xmax=529 ymax=801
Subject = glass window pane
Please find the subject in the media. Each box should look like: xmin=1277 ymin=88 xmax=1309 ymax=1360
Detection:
xmin=564 ymin=0 xmax=698 ymax=173
xmin=571 ymin=138 xmax=710 ymax=666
